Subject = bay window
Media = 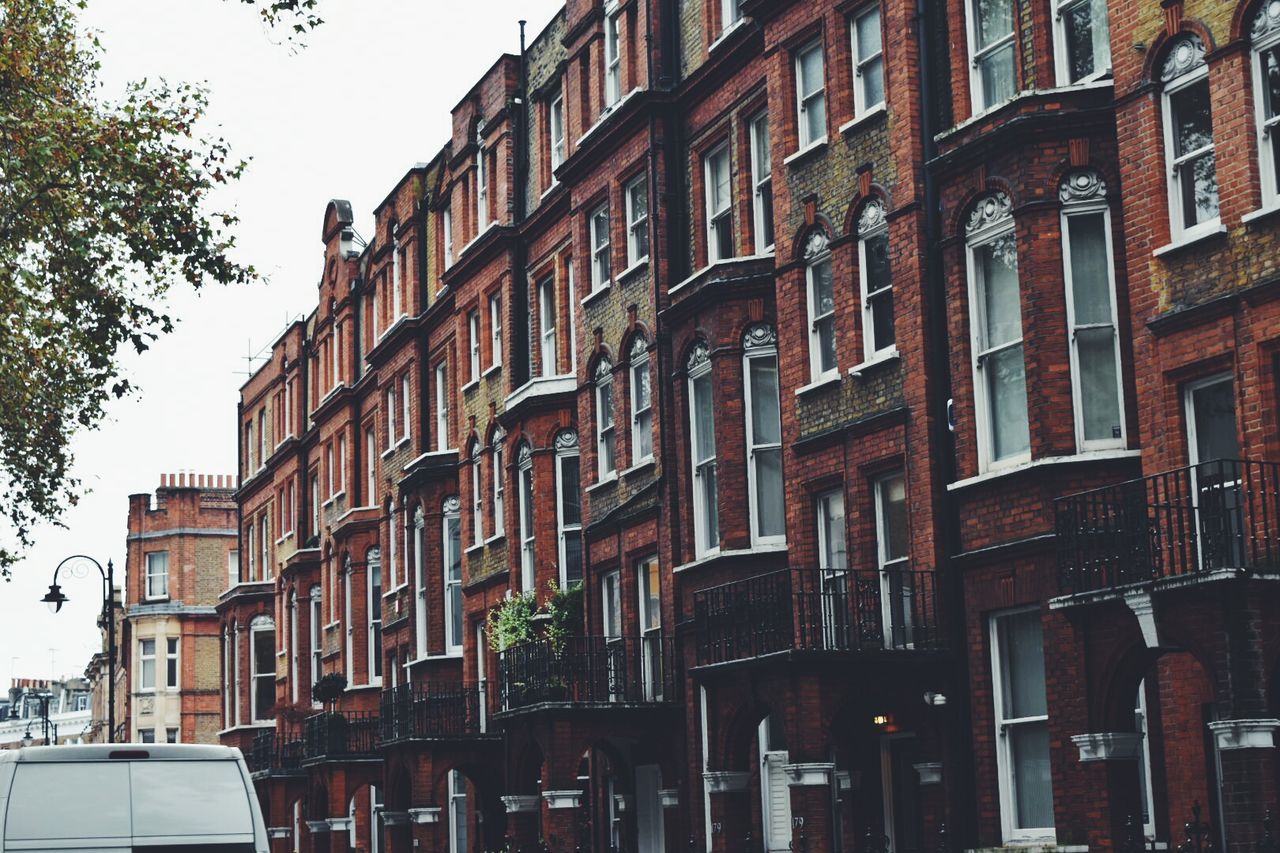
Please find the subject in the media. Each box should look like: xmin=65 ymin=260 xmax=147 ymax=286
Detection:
xmin=688 ymin=344 xmax=719 ymax=557
xmin=368 ymin=548 xmax=382 ymax=685
xmin=851 ymin=4 xmax=885 ymax=116
xmin=858 ymin=200 xmax=894 ymax=360
xmin=492 ymin=429 xmax=506 ymax=537
xmin=1053 ymin=0 xmax=1111 ymax=85
xmin=704 ymin=143 xmax=733 ymax=262
xmin=991 ymin=608 xmax=1054 ymax=842
xmin=443 ymin=497 xmax=463 ymax=655
xmin=591 ymin=204 xmax=612 ymax=290
xmin=518 ymin=444 xmax=535 ymax=591
xmin=250 ymin=615 xmax=276 ymax=723
xmin=145 ymin=551 xmax=168 ymax=600
xmin=309 ymin=586 xmax=321 ymax=707
xmin=629 ymin=338 xmax=653 ymax=464
xmin=874 ymin=473 xmax=912 ymax=647
xmin=595 ymin=359 xmax=617 ymax=479
xmin=625 ymin=173 xmax=650 ymax=266
xmin=804 ymin=231 xmax=838 ymax=382
xmin=966 ymin=0 xmax=1016 ymax=112
xmin=1059 ymin=170 xmax=1124 ymax=449
xmin=743 ymin=324 xmax=783 ymax=545
xmin=749 ymin=112 xmax=774 ymax=252
xmin=795 ymin=40 xmax=827 ymax=149
xmin=414 ymin=506 xmax=427 ymax=656
xmin=638 ymin=556 xmax=662 ymax=700
xmin=966 ymin=193 xmax=1029 ymax=469
xmin=1253 ymin=4 xmax=1280 ymax=209
xmin=539 ymin=276 xmax=558 ymax=376
xmin=1161 ymin=35 xmax=1218 ymax=241
xmin=555 ymin=430 xmax=584 ymax=588
xmin=401 ymin=372 xmax=411 ymax=442
xmin=385 ymin=386 xmax=396 ymax=450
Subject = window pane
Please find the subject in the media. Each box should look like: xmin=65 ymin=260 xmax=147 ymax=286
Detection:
xmin=710 ymin=149 xmax=730 ymax=212
xmin=1171 ymin=79 xmax=1213 ymax=157
xmin=799 ymin=45 xmax=823 ymax=97
xmin=975 ymin=0 xmax=1013 ymax=48
xmin=979 ymin=43 xmax=1016 ymax=108
xmin=864 ymin=233 xmax=891 ymax=294
xmin=1010 ymin=721 xmax=1054 ymax=829
xmin=1190 ymin=379 xmax=1240 ymax=463
xmin=560 ymin=455 xmax=582 ymax=525
xmin=979 ymin=234 xmax=1021 ymax=348
xmin=813 ymin=257 xmax=834 ymax=314
xmin=805 ymin=92 xmax=827 ymax=143
xmin=636 ymin=410 xmax=653 ymax=459
xmin=1180 ymin=150 xmax=1220 ymax=227
xmin=1066 ymin=214 xmax=1112 ymax=324
xmin=988 ymin=344 xmax=1030 ymax=460
xmin=702 ymin=461 xmax=720 ymax=544
xmin=999 ymin=610 xmax=1047 ymax=718
xmin=755 ymin=448 xmax=785 ymax=538
xmin=880 ymin=476 xmax=908 ymax=562
xmin=817 ymin=317 xmax=837 ymax=373
xmin=1077 ymin=327 xmax=1121 ymax=442
xmin=564 ymin=532 xmax=583 ymax=584
xmin=856 ymin=8 xmax=881 ymax=58
xmin=447 ymin=517 xmax=462 ymax=581
xmin=1064 ymin=0 xmax=1109 ymax=82
xmin=641 ymin=560 xmax=660 ymax=630
xmin=862 ymin=57 xmax=885 ymax=108
xmin=635 ymin=360 xmax=651 ymax=410
xmin=693 ymin=373 xmax=716 ymax=461
xmin=870 ymin=290 xmax=895 ymax=352
xmin=749 ymin=355 xmax=781 ymax=445
xmin=753 ymin=118 xmax=771 ymax=178
xmin=820 ymin=494 xmax=847 ymax=570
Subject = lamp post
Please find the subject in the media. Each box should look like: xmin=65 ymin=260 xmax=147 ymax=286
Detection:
xmin=42 ymin=556 xmax=116 ymax=743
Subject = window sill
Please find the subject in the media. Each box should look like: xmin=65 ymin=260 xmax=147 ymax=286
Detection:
xmin=483 ymin=362 xmax=503 ymax=379
xmin=849 ymin=348 xmax=899 ymax=377
xmin=586 ymin=473 xmax=619 ymax=493
xmin=581 ymin=282 xmax=612 ymax=308
xmin=838 ymin=104 xmax=887 ymax=135
xmin=462 ymin=378 xmax=480 ymax=394
xmin=708 ymin=16 xmax=749 ymax=53
xmin=396 ymin=436 xmax=411 ymax=450
xmin=380 ymin=447 xmax=396 ymax=460
xmin=783 ymin=137 xmax=828 ymax=168
xmin=321 ymin=497 xmax=336 ymax=509
xmin=1153 ymin=221 xmax=1226 ymax=258
xmin=947 ymin=448 xmax=1141 ymax=492
xmin=673 ymin=543 xmax=788 ymax=574
xmin=403 ymin=652 xmax=463 ymax=668
xmin=1242 ymin=203 xmax=1280 ymax=227
xmin=621 ymin=458 xmax=655 ymax=477
xmin=322 ymin=620 xmax=342 ymax=631
xmin=794 ymin=373 xmax=842 ymax=397
xmin=465 ymin=541 xmax=486 ymax=556
xmin=484 ymin=533 xmax=507 ymax=548
xmin=617 ymin=257 xmax=649 ymax=284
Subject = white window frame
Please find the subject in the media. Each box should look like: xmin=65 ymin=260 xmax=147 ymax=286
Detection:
xmin=469 ymin=310 xmax=481 ymax=383
xmin=471 ymin=446 xmax=484 ymax=546
xmin=989 ymin=607 xmax=1055 ymax=844
xmin=442 ymin=206 xmax=454 ymax=269
xmin=629 ymin=340 xmax=653 ymax=465
xmin=343 ymin=556 xmax=353 ymax=683
xmin=704 ymin=143 xmax=733 ymax=263
xmin=687 ymin=346 xmax=719 ymax=558
xmin=1253 ymin=7 xmax=1280 ymax=211
xmin=804 ymin=233 xmax=838 ymax=382
xmin=443 ymin=498 xmax=463 ymax=656
xmin=259 ymin=516 xmax=270 ymax=579
xmin=228 ymin=550 xmax=239 ymax=589
xmin=366 ymin=427 xmax=376 ymax=505
xmin=625 ymin=173 xmax=650 ymax=267
xmin=568 ymin=261 xmax=579 ymax=374
xmin=492 ymin=432 xmax=506 ymax=538
xmin=748 ymin=111 xmax=774 ymax=253
xmin=489 ymin=293 xmax=504 ymax=368
xmin=476 ymin=132 xmax=488 ymax=232
xmin=250 ymin=615 xmax=275 ymax=724
xmin=555 ymin=433 xmax=583 ymax=589
xmin=1060 ymin=186 xmax=1126 ymax=451
xmin=1161 ymin=41 xmax=1219 ymax=243
xmin=721 ymin=0 xmax=742 ymax=32
xmin=289 ymin=591 xmax=298 ymax=703
xmin=401 ymin=373 xmax=411 ymax=443
xmin=414 ymin=506 xmax=428 ymax=656
xmin=966 ymin=197 xmax=1030 ymax=472
xmin=590 ymin=205 xmax=612 ymax=291
xmin=165 ymin=637 xmax=179 ymax=690
xmin=448 ymin=770 xmax=468 ymax=853
xmin=795 ymin=39 xmax=827 ymax=150
xmin=595 ymin=361 xmax=617 ymax=479
xmin=145 ymin=551 xmax=169 ymax=600
xmin=518 ymin=446 xmax=536 ymax=592
xmin=858 ymin=201 xmax=895 ymax=361
xmin=637 ymin=556 xmax=662 ymax=700
xmin=337 ymin=433 xmax=347 ymax=494
xmin=435 ymin=362 xmax=450 ymax=451
xmin=604 ymin=5 xmax=622 ymax=107
xmin=309 ymin=587 xmax=321 ymax=708
xmin=549 ymin=90 xmax=566 ymax=174
xmin=1052 ymin=0 xmax=1112 ymax=86
xmin=388 ymin=501 xmax=399 ymax=590
xmin=368 ymin=548 xmax=382 ymax=686
xmin=139 ymin=638 xmax=156 ymax=692
xmin=246 ymin=524 xmax=256 ymax=581
xmin=965 ymin=0 xmax=1017 ymax=113
xmin=851 ymin=4 xmax=886 ymax=116
xmin=873 ymin=472 xmax=911 ymax=648
xmin=743 ymin=327 xmax=784 ymax=547
xmin=385 ymin=387 xmax=396 ymax=451
xmin=223 ymin=627 xmax=233 ymax=724
xmin=391 ymin=231 xmax=403 ymax=322
xmin=539 ymin=277 xmax=558 ymax=377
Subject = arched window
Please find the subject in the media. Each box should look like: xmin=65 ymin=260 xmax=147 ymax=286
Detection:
xmin=443 ymin=497 xmax=463 ymax=655
xmin=595 ymin=357 xmax=617 ymax=479
xmin=492 ymin=428 xmax=506 ymax=538
xmin=413 ymin=506 xmax=427 ymax=657
xmin=965 ymin=193 xmax=1029 ymax=470
xmin=554 ymin=430 xmax=583 ymax=588
xmin=367 ymin=548 xmax=382 ymax=685
xmin=803 ymin=230 xmax=837 ymax=383
xmin=1252 ymin=1 xmax=1280 ymax=209
xmin=1161 ymin=33 xmax=1219 ymax=242
xmin=517 ymin=442 xmax=535 ymax=591
xmin=857 ymin=199 xmax=895 ymax=361
xmin=249 ymin=614 xmax=275 ymax=723
xmin=743 ymin=325 xmax=784 ymax=545
xmin=687 ymin=343 xmax=719 ymax=557
xmin=1059 ymin=170 xmax=1124 ymax=450
xmin=629 ymin=337 xmax=653 ymax=464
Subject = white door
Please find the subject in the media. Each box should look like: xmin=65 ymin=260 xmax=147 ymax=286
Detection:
xmin=635 ymin=764 xmax=665 ymax=853
xmin=759 ymin=717 xmax=792 ymax=852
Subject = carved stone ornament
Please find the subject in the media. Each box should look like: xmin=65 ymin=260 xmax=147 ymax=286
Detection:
xmin=1254 ymin=1 xmax=1280 ymax=41
xmin=516 ymin=442 xmax=532 ymax=465
xmin=630 ymin=336 xmax=649 ymax=359
xmin=803 ymin=229 xmax=830 ymax=260
xmin=442 ymin=495 xmax=460 ymax=514
xmin=742 ymin=323 xmax=778 ymax=351
xmin=1160 ymin=33 xmax=1206 ymax=82
xmin=1059 ymin=169 xmax=1107 ymax=204
xmin=594 ymin=357 xmax=613 ymax=381
xmin=492 ymin=426 xmax=506 ymax=445
xmin=965 ymin=192 xmax=1013 ymax=235
xmin=686 ymin=342 xmax=711 ymax=371
xmin=857 ymin=199 xmax=887 ymax=235
xmin=554 ymin=429 xmax=579 ymax=450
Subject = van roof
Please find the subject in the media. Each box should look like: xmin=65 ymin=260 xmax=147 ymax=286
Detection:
xmin=0 ymin=744 xmax=242 ymax=763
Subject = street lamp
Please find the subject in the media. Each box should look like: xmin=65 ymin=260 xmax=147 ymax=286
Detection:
xmin=21 ymin=731 xmax=32 ymax=748
xmin=43 ymin=555 xmax=116 ymax=743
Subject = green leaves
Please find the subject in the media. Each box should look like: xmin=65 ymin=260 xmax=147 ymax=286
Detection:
xmin=0 ymin=0 xmax=255 ymax=576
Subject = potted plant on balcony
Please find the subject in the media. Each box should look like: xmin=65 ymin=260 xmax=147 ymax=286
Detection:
xmin=543 ymin=580 xmax=583 ymax=701
xmin=311 ymin=673 xmax=348 ymax=754
xmin=486 ymin=591 xmax=538 ymax=707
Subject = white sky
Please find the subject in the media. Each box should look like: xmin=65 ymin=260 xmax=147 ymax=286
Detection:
xmin=0 ymin=0 xmax=562 ymax=685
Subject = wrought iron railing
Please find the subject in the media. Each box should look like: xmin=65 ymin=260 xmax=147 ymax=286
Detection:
xmin=379 ymin=682 xmax=492 ymax=742
xmin=301 ymin=709 xmax=380 ymax=760
xmin=245 ymin=727 xmax=304 ymax=774
xmin=692 ymin=566 xmax=943 ymax=666
xmin=1056 ymin=459 xmax=1280 ymax=594
xmin=497 ymin=635 xmax=672 ymax=712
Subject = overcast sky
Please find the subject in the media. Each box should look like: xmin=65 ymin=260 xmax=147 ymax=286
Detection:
xmin=0 ymin=0 xmax=561 ymax=687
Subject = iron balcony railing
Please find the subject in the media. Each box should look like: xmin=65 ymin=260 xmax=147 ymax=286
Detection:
xmin=379 ymin=682 xmax=493 ymax=742
xmin=301 ymin=709 xmax=380 ymax=761
xmin=245 ymin=727 xmax=304 ymax=775
xmin=497 ymin=635 xmax=672 ymax=712
xmin=692 ymin=566 xmax=943 ymax=667
xmin=1056 ymin=459 xmax=1280 ymax=594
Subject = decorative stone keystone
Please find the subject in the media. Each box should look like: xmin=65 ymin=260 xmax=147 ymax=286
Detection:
xmin=407 ymin=807 xmax=441 ymax=825
xmin=1208 ymin=719 xmax=1280 ymax=750
xmin=304 ymin=821 xmax=330 ymax=834
xmin=913 ymin=762 xmax=943 ymax=785
xmin=703 ymin=770 xmax=750 ymax=793
xmin=783 ymin=762 xmax=835 ymax=787
xmin=1072 ymin=732 xmax=1143 ymax=762
xmin=1124 ymin=591 xmax=1162 ymax=648
xmin=501 ymin=795 xmax=540 ymax=813
xmin=381 ymin=811 xmax=411 ymax=826
xmin=658 ymin=788 xmax=680 ymax=809
xmin=542 ymin=790 xmax=584 ymax=809
xmin=267 ymin=827 xmax=291 ymax=840
xmin=326 ymin=817 xmax=353 ymax=832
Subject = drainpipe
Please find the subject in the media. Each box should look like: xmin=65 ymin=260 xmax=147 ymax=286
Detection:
xmin=512 ymin=20 xmax=531 ymax=389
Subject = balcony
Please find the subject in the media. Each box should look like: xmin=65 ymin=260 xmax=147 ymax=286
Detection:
xmin=301 ymin=710 xmax=380 ymax=763
xmin=496 ymin=636 xmax=672 ymax=714
xmin=1056 ymin=459 xmax=1280 ymax=596
xmin=692 ymin=566 xmax=943 ymax=667
xmin=379 ymin=682 xmax=497 ymax=743
xmin=245 ymin=727 xmax=304 ymax=777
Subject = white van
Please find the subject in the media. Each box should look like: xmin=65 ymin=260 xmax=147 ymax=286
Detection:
xmin=0 ymin=744 xmax=268 ymax=853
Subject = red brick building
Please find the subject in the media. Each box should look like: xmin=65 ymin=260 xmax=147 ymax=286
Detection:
xmin=218 ymin=0 xmax=1280 ymax=851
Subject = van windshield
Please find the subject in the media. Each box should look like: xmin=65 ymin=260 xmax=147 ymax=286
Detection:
xmin=6 ymin=761 xmax=255 ymax=843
